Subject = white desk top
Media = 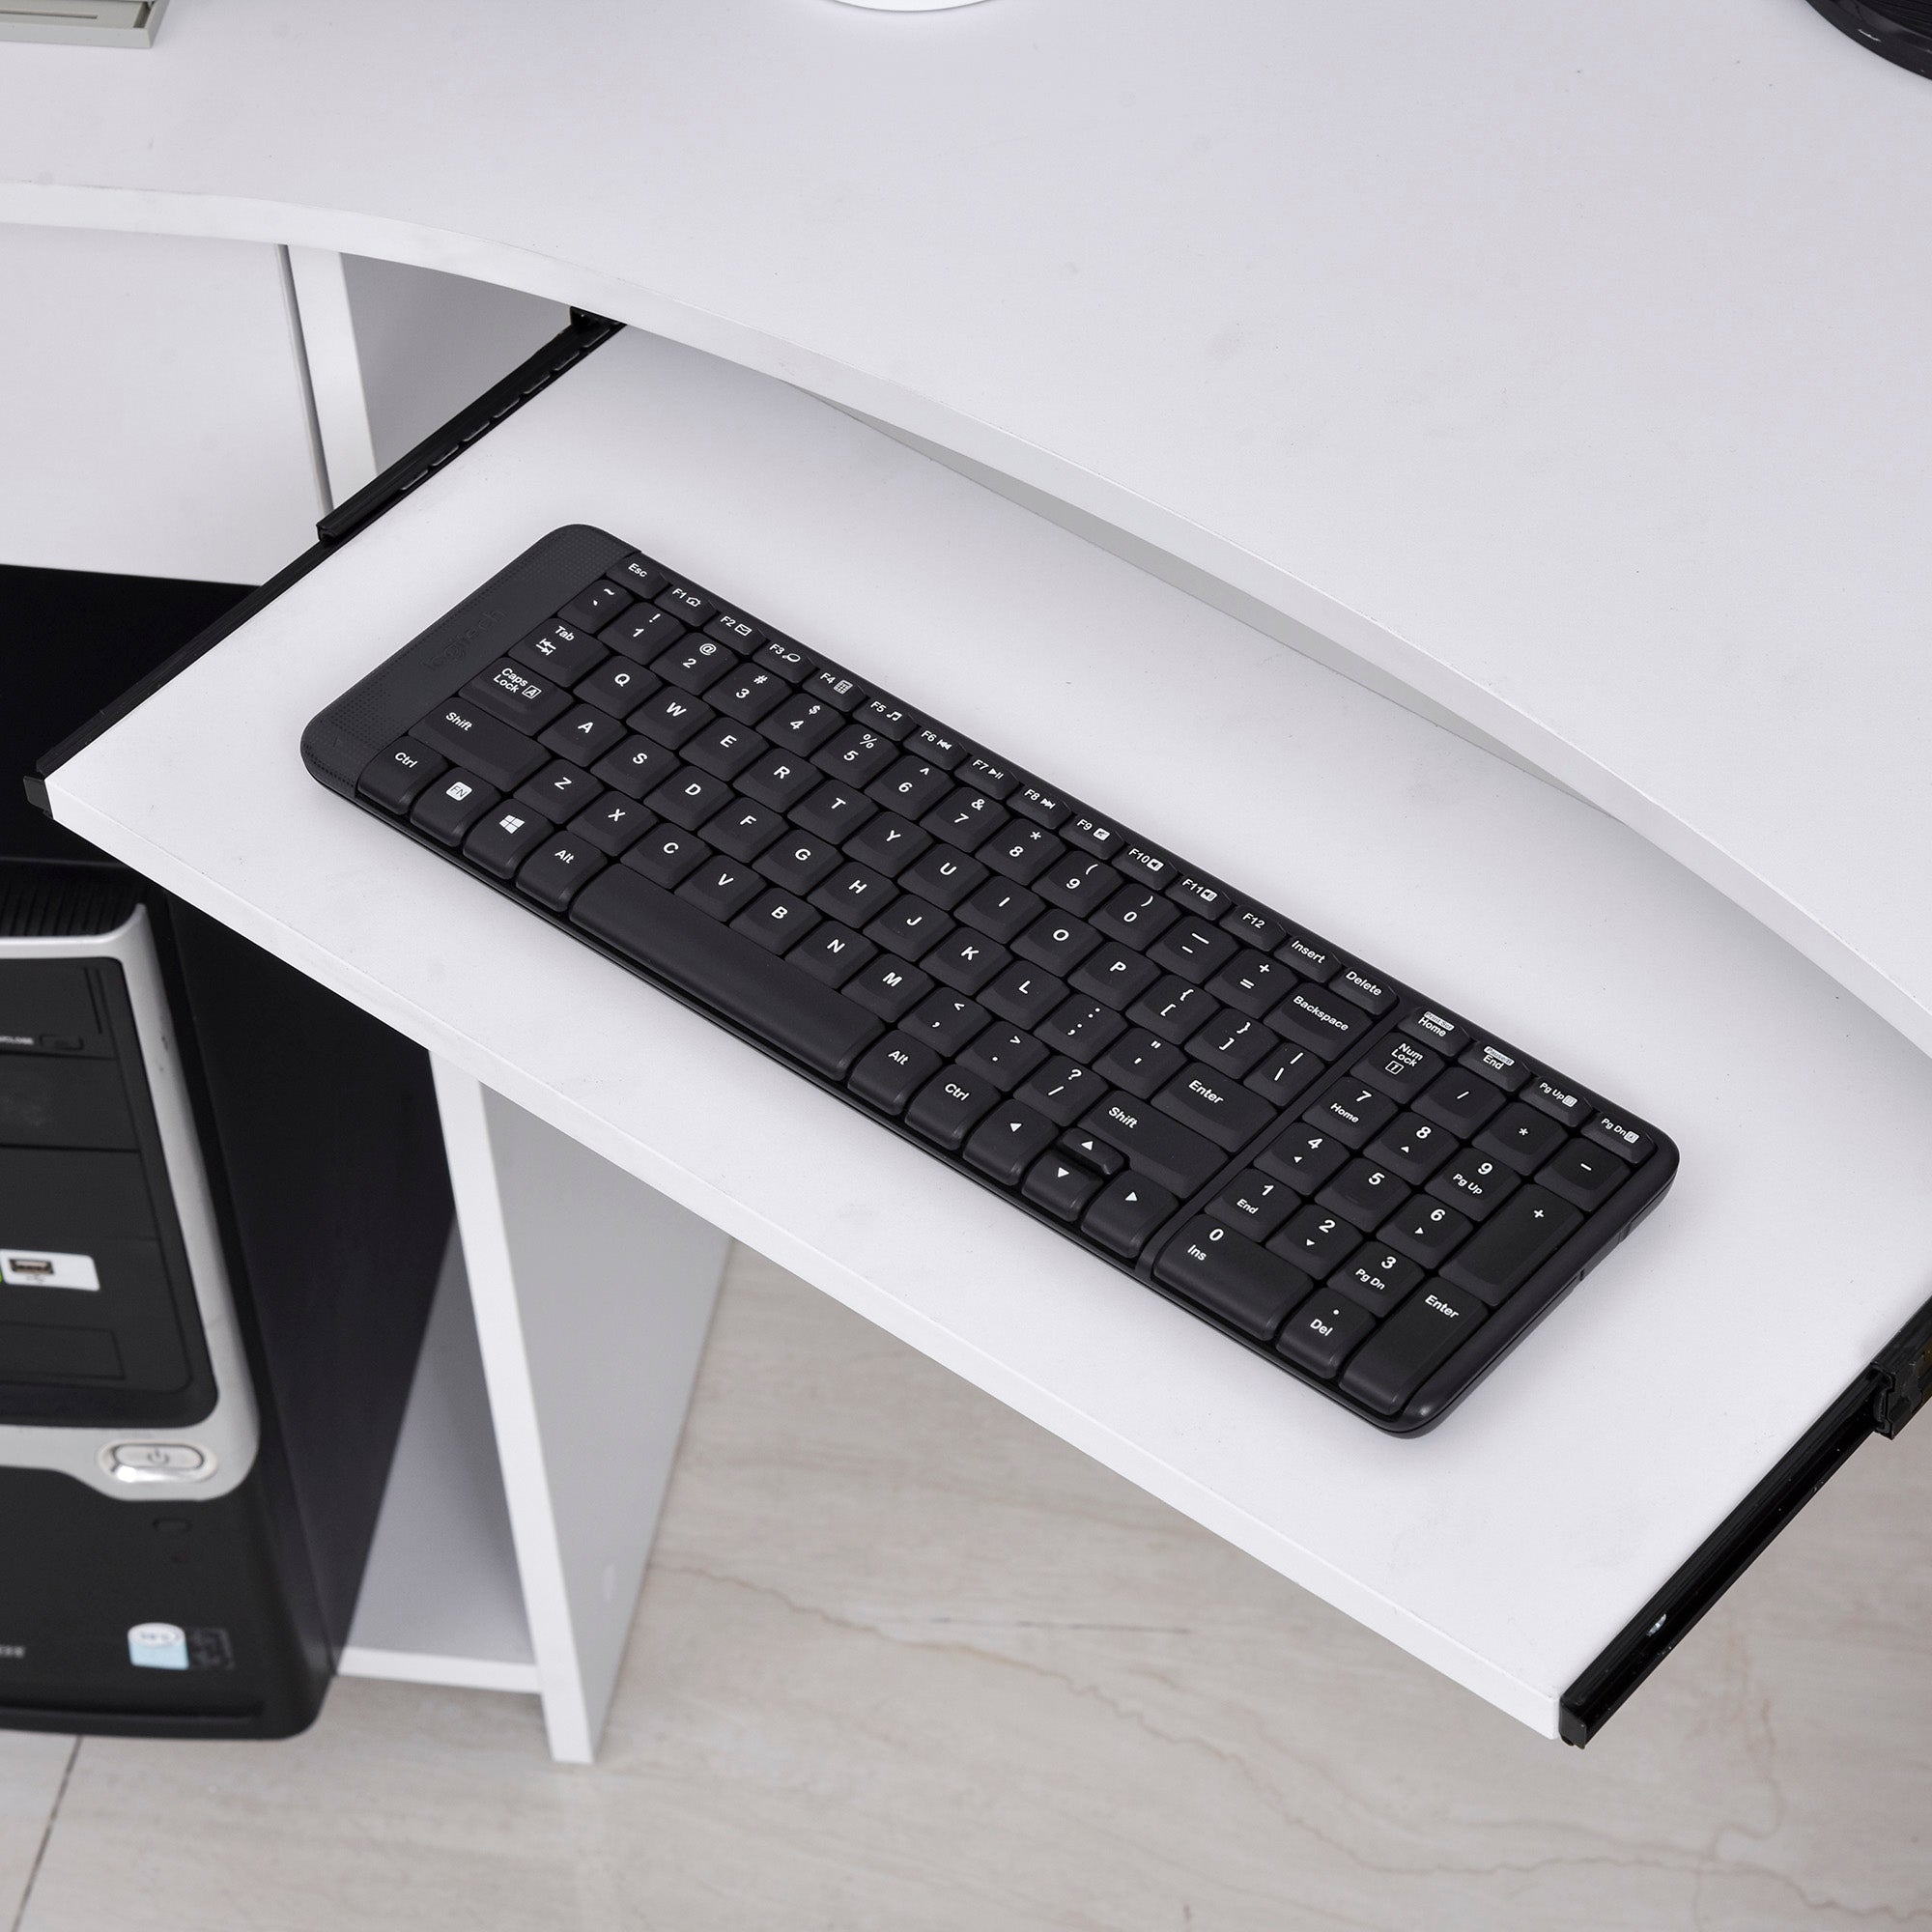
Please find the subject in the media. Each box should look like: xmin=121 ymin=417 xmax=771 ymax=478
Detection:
xmin=5 ymin=3 xmax=1932 ymax=1064
xmin=45 ymin=329 xmax=1932 ymax=1737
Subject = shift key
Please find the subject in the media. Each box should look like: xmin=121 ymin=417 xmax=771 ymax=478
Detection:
xmin=412 ymin=700 xmax=548 ymax=791
xmin=1079 ymin=1090 xmax=1223 ymax=1196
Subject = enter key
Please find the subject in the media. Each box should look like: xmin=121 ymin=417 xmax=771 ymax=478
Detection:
xmin=1438 ymin=1184 xmax=1581 ymax=1306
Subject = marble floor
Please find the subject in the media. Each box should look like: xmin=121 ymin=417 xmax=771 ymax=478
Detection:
xmin=3 ymin=1244 xmax=1929 ymax=1931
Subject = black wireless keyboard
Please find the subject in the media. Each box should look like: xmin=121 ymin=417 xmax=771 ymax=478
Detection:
xmin=303 ymin=526 xmax=1677 ymax=1434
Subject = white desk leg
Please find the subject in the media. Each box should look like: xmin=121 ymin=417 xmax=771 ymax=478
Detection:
xmin=430 ymin=1057 xmax=729 ymax=1763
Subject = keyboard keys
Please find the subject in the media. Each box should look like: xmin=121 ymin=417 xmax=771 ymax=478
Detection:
xmin=1330 ymin=1242 xmax=1425 ymax=1318
xmin=411 ymin=769 xmax=499 ymax=844
xmin=901 ymin=990 xmax=988 ymax=1056
xmin=630 ymin=689 xmax=716 ymax=750
xmin=325 ymin=540 xmax=1672 ymax=1431
xmin=1274 ymin=1293 xmax=1375 ymax=1378
xmin=957 ymin=1024 xmax=1047 ymax=1092
xmin=1536 ymin=1139 xmax=1627 ymax=1211
xmin=1222 ymin=904 xmax=1290 ymax=952
xmin=358 ymin=739 xmax=447 ymax=813
xmin=1462 ymin=1039 xmax=1534 ymax=1092
xmin=963 ymin=1101 xmax=1059 ymax=1185
xmin=1267 ymin=1205 xmax=1358 ymax=1276
xmin=1081 ymin=1172 xmax=1179 ymax=1259
xmin=865 ymin=895 xmax=953 ymax=959
xmin=1350 ymin=1036 xmax=1442 ymax=1105
xmin=731 ymin=889 xmax=821 ymax=954
xmin=1093 ymin=1027 xmax=1187 ymax=1099
xmin=570 ymin=867 xmax=883 ymax=1080
xmin=646 ymin=768 xmax=734 ymax=830
xmin=601 ymin=605 xmax=688 ymax=663
xmin=1583 ymin=1110 xmax=1656 ymax=1165
xmin=1425 ymin=1151 xmax=1519 ymax=1220
xmin=843 ymin=811 xmax=932 ymax=877
xmin=1377 ymin=1197 xmax=1472 ymax=1270
xmin=1153 ymin=1219 xmax=1311 ymax=1341
xmin=1301 ymin=1079 xmax=1397 ymax=1150
xmin=870 ymin=755 xmax=954 ymax=818
xmin=843 ymin=955 xmax=933 ymax=1023
xmin=755 ymin=831 xmax=842 ymax=895
xmin=683 ymin=721 xmax=770 ymax=781
xmin=1080 ymin=1091 xmax=1223 ymax=1196
xmin=980 ymin=962 xmax=1066 ymax=1029
xmin=980 ymin=824 xmax=1065 ymax=885
xmin=1474 ymin=1101 xmax=1568 ymax=1175
xmin=539 ymin=704 xmax=628 ymax=768
xmin=848 ymin=1033 xmax=943 ymax=1114
xmin=622 ymin=826 xmax=710 ymax=887
xmin=465 ymin=660 xmax=575 ymax=733
xmin=923 ymin=930 xmax=1012 ymax=995
xmin=1332 ymin=965 xmax=1397 ymax=1015
xmin=1412 ymin=1066 xmax=1504 ymax=1137
xmin=1153 ymin=1064 xmax=1274 ymax=1151
xmin=702 ymin=800 xmax=787 ymax=862
xmin=1058 ymin=1129 xmax=1124 ymax=1177
xmin=1014 ymin=1057 xmax=1105 ymax=1125
xmin=558 ymin=579 xmax=632 ymax=631
xmin=924 ymin=786 xmax=1008 ymax=849
xmin=576 ymin=658 xmax=658 ymax=718
xmin=463 ymin=802 xmax=553 ymax=878
xmin=678 ymin=858 xmax=765 ymax=922
xmin=1363 ymin=1112 xmax=1454 ymax=1184
xmin=896 ymin=844 xmax=985 ymax=908
xmin=512 ymin=620 xmax=607 ymax=685
xmin=1013 ymin=911 xmax=1103 ymax=977
xmin=1340 ymin=1285 xmax=1487 ymax=1414
xmin=412 ymin=702 xmax=547 ymax=790
xmin=1438 ymin=1185 xmax=1582 ymax=1304
xmin=1205 ymin=950 xmax=1293 ymax=1018
xmin=591 ymin=735 xmax=678 ymax=800
xmin=1037 ymin=856 xmax=1122 ymax=916
xmin=1317 ymin=1158 xmax=1409 ymax=1231
xmin=1127 ymin=975 xmax=1218 ymax=1045
xmin=1242 ymin=1043 xmax=1324 ymax=1110
xmin=905 ymin=1067 xmax=1001 ymax=1150
xmin=793 ymin=780 xmax=875 ymax=841
xmin=1147 ymin=919 xmax=1237 ymax=983
xmin=1092 ymin=885 xmax=1179 ymax=950
xmin=518 ymin=836 xmax=607 ymax=911
xmin=787 ymin=921 xmax=875 ymax=987
xmin=1022 ymin=1152 xmax=1105 ymax=1220
xmin=1255 ymin=1125 xmax=1348 ymax=1192
xmin=1401 ymin=1008 xmax=1471 ymax=1057
xmin=1208 ymin=1169 xmax=1296 ymax=1240
xmin=957 ymin=879 xmax=1045 ymax=945
xmin=1268 ymin=985 xmax=1375 ymax=1059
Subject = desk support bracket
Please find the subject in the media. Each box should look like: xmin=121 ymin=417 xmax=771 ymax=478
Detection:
xmin=1560 ymin=1286 xmax=1932 ymax=1746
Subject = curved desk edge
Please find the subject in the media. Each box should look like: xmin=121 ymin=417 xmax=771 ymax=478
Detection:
xmin=4 ymin=181 xmax=1920 ymax=1069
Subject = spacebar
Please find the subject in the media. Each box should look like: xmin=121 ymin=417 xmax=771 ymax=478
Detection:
xmin=571 ymin=867 xmax=884 ymax=1080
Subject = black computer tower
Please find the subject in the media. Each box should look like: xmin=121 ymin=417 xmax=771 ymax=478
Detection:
xmin=0 ymin=859 xmax=450 ymax=1737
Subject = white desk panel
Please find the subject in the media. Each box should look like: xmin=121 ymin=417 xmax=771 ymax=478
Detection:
xmin=4 ymin=0 xmax=1932 ymax=1063
xmin=46 ymin=328 xmax=1932 ymax=1737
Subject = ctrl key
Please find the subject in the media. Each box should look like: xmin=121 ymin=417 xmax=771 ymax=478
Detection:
xmin=358 ymin=738 xmax=447 ymax=813
xmin=1338 ymin=1283 xmax=1486 ymax=1415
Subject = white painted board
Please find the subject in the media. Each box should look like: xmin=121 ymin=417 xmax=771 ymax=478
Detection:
xmin=2 ymin=0 xmax=1931 ymax=1065
xmin=43 ymin=327 xmax=1932 ymax=1737
xmin=0 ymin=224 xmax=320 ymax=582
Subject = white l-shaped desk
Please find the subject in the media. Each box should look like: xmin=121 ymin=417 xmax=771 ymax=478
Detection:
xmin=5 ymin=0 xmax=1932 ymax=1756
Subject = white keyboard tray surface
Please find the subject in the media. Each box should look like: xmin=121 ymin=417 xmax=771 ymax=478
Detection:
xmin=43 ymin=327 xmax=1932 ymax=1740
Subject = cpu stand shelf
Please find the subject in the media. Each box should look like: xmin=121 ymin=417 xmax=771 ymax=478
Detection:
xmin=37 ymin=323 xmax=1932 ymax=1756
